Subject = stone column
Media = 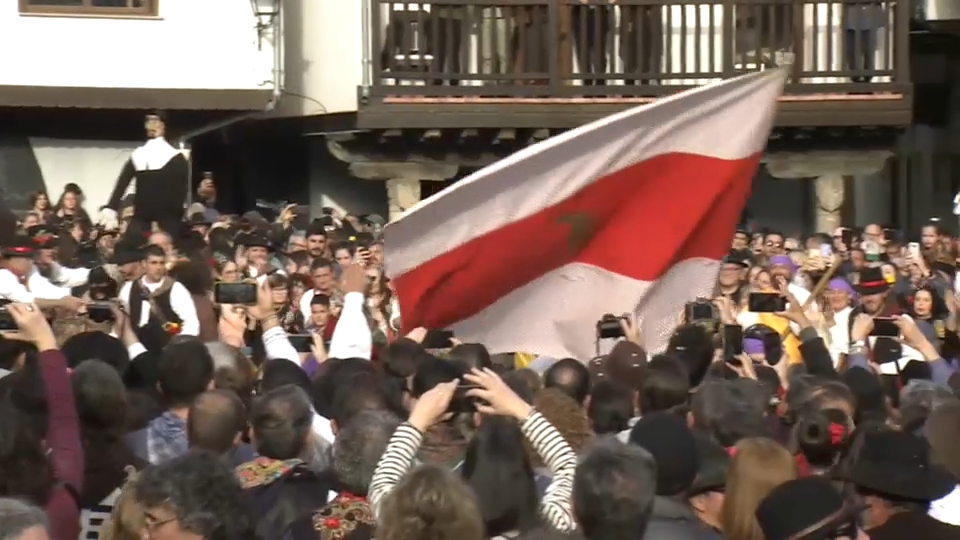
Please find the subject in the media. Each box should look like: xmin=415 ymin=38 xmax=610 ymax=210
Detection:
xmin=814 ymin=173 xmax=845 ymax=233
xmin=386 ymin=178 xmax=421 ymax=222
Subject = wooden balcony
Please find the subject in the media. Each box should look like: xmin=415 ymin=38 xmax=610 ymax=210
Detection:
xmin=358 ymin=0 xmax=912 ymax=129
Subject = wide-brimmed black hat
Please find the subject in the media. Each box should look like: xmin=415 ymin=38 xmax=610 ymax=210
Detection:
xmin=756 ymin=477 xmax=865 ymax=540
xmin=26 ymin=225 xmax=59 ymax=249
xmin=1 ymin=235 xmax=36 ymax=258
xmin=109 ymin=238 xmax=144 ymax=265
xmin=845 ymin=430 xmax=955 ymax=501
xmin=235 ymin=231 xmax=272 ymax=250
xmin=853 ymin=266 xmax=890 ymax=296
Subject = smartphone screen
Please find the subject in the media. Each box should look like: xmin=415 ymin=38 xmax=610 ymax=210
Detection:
xmin=722 ymin=324 xmax=743 ymax=361
xmin=820 ymin=244 xmax=833 ymax=258
xmin=214 ymin=282 xmax=258 ymax=305
xmin=748 ymin=293 xmax=787 ymax=313
xmin=871 ymin=317 xmax=900 ymax=338
xmin=288 ymin=334 xmax=313 ymax=353
xmin=685 ymin=302 xmax=714 ymax=321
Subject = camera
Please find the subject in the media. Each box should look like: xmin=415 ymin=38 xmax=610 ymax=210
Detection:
xmin=596 ymin=313 xmax=627 ymax=339
xmin=684 ymin=299 xmax=716 ymax=322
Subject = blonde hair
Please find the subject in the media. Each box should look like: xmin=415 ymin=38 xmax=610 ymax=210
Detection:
xmin=100 ymin=467 xmax=144 ymax=540
xmin=721 ymin=438 xmax=798 ymax=540
xmin=378 ymin=465 xmax=485 ymax=540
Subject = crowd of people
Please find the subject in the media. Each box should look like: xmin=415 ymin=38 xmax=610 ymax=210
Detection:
xmin=0 ymin=176 xmax=959 ymax=540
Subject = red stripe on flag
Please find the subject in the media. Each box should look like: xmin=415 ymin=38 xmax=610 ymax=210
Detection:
xmin=393 ymin=151 xmax=759 ymax=333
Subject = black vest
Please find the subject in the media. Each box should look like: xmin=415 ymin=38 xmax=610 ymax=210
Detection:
xmin=129 ymin=277 xmax=182 ymax=351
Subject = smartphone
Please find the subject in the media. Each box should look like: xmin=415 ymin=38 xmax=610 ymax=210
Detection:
xmin=908 ymin=242 xmax=920 ymax=258
xmin=870 ymin=317 xmax=900 ymax=338
xmin=422 ymin=329 xmax=454 ymax=349
xmin=748 ymin=292 xmax=787 ymax=313
xmin=685 ymin=302 xmax=715 ymax=321
xmin=841 ymin=229 xmax=855 ymax=247
xmin=820 ymin=244 xmax=833 ymax=258
xmin=722 ymin=324 xmax=743 ymax=361
xmin=287 ymin=334 xmax=313 ymax=353
xmin=87 ymin=301 xmax=115 ymax=323
xmin=214 ymin=282 xmax=258 ymax=305
xmin=0 ymin=300 xmax=17 ymax=331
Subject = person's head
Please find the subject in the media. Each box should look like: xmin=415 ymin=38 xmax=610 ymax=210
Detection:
xmin=667 ymin=325 xmax=714 ymax=388
xmin=898 ymin=380 xmax=957 ymax=431
xmin=329 ymin=373 xmax=390 ymax=433
xmin=629 ymin=411 xmax=699 ymax=496
xmin=921 ymin=222 xmax=940 ymax=249
xmin=204 ymin=342 xmax=256 ymax=406
xmin=588 ymin=380 xmax=634 ymax=435
xmin=863 ymin=223 xmax=883 ymax=244
xmin=72 ymin=359 xmax=127 ymax=433
xmin=574 ymin=438 xmax=657 ymax=540
xmin=755 ymin=477 xmax=868 ymax=540
xmin=148 ymin=231 xmax=172 ymax=254
xmin=732 ymin=230 xmax=751 ymax=251
xmin=333 ymin=243 xmax=356 ymax=267
xmin=718 ymin=259 xmax=745 ymax=289
xmin=135 ymin=451 xmax=255 ymax=540
xmin=144 ymin=111 xmax=166 ymax=139
xmin=169 ymin=259 xmax=214 ymax=297
xmin=141 ymin=244 xmax=167 ymax=282
xmin=332 ymin=409 xmax=401 ymax=496
xmin=691 ymin=380 xmax=770 ymax=447
xmin=378 ymin=465 xmax=485 ymax=540
xmin=543 ymin=358 xmax=591 ymax=405
xmin=309 ymin=294 xmax=331 ymax=328
xmin=250 ymin=385 xmax=313 ymax=460
xmin=286 ymin=234 xmax=307 ymax=255
xmin=762 ymin=231 xmax=784 ymax=257
xmin=448 ymin=343 xmax=493 ymax=373
xmin=721 ymin=438 xmax=798 ymax=540
xmin=688 ymin=433 xmax=730 ymax=532
xmin=29 ymin=192 xmax=48 ymax=211
xmin=461 ymin=416 xmax=540 ymax=537
xmin=0 ymin=498 xmax=49 ymax=540
xmin=310 ymin=257 xmax=334 ymax=292
xmin=20 ymin=213 xmax=39 ymax=231
xmin=529 ymin=389 xmax=592 ymax=464
xmin=187 ymin=390 xmax=246 ymax=456
xmin=306 ymin=229 xmax=327 ymax=258
xmin=639 ymin=355 xmax=690 ymax=415
xmin=100 ymin=470 xmax=145 ymax=540
xmin=925 ymin=401 xmax=960 ymax=480
xmin=825 ymin=279 xmax=855 ymax=312
xmin=157 ymin=340 xmax=215 ymax=409
xmin=59 ymin=190 xmax=78 ymax=212
xmin=267 ymin=273 xmax=289 ymax=306
xmin=215 ymin=259 xmax=239 ymax=282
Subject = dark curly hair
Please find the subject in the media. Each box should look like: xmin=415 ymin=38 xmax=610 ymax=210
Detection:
xmin=134 ymin=450 xmax=256 ymax=540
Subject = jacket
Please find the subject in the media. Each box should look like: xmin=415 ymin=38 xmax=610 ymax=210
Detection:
xmin=868 ymin=510 xmax=960 ymax=540
xmin=643 ymin=496 xmax=723 ymax=540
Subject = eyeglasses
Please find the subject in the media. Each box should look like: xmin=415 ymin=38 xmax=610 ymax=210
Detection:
xmin=143 ymin=512 xmax=178 ymax=533
xmin=765 ymin=241 xmax=783 ymax=248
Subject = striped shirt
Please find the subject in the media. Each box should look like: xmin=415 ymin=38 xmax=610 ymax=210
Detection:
xmin=369 ymin=411 xmax=577 ymax=532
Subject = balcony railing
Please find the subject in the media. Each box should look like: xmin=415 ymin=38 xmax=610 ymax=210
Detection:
xmin=366 ymin=0 xmax=911 ymax=98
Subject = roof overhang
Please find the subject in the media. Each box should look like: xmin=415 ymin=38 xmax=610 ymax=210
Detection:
xmin=0 ymin=85 xmax=274 ymax=110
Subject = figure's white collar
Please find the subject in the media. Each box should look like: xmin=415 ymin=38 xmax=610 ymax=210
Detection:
xmin=132 ymin=138 xmax=179 ymax=171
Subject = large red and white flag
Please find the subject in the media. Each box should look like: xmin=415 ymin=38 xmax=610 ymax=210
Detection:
xmin=384 ymin=69 xmax=785 ymax=359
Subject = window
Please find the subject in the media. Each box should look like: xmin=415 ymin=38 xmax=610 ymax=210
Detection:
xmin=19 ymin=0 xmax=157 ymax=16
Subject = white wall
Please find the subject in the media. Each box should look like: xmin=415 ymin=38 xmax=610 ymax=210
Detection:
xmin=0 ymin=1 xmax=274 ymax=91
xmin=29 ymin=139 xmax=140 ymax=214
xmin=276 ymin=0 xmax=363 ymax=116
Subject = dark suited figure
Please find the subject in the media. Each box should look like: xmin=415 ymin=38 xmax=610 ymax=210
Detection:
xmin=572 ymin=0 xmax=612 ymax=86
xmin=106 ymin=111 xmax=188 ymax=235
xmin=844 ymin=0 xmax=883 ymax=83
xmin=426 ymin=4 xmax=466 ymax=85
xmin=619 ymin=3 xmax=663 ymax=87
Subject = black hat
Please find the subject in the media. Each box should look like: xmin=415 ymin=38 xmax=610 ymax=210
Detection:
xmin=26 ymin=225 xmax=59 ymax=249
xmin=756 ymin=477 xmax=864 ymax=540
xmin=722 ymin=250 xmax=751 ymax=268
xmin=1 ymin=235 xmax=36 ymax=258
xmin=187 ymin=212 xmax=211 ymax=227
xmin=688 ymin=432 xmax=730 ymax=496
xmin=628 ymin=412 xmax=699 ymax=496
xmin=853 ymin=267 xmax=889 ymax=296
xmin=846 ymin=430 xmax=955 ymax=501
xmin=109 ymin=238 xmax=144 ymax=265
xmin=237 ymin=231 xmax=271 ymax=250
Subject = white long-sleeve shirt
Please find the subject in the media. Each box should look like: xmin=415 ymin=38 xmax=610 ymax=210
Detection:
xmin=0 ymin=268 xmax=76 ymax=302
xmin=45 ymin=263 xmax=90 ymax=288
xmin=118 ymin=277 xmax=199 ymax=337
